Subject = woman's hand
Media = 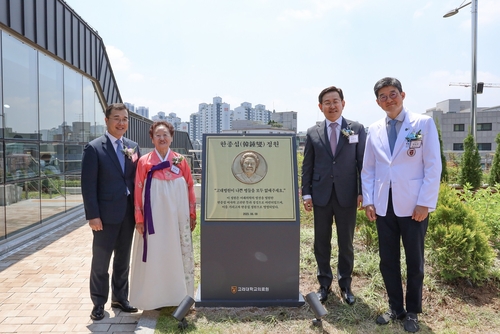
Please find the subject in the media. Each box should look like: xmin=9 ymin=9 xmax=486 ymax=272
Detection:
xmin=135 ymin=223 xmax=144 ymax=235
xmin=190 ymin=218 xmax=197 ymax=232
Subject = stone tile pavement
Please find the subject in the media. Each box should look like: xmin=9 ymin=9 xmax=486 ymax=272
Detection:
xmin=0 ymin=209 xmax=157 ymax=333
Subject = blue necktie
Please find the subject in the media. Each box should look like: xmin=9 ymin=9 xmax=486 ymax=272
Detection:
xmin=388 ymin=119 xmax=398 ymax=155
xmin=116 ymin=139 xmax=125 ymax=172
xmin=329 ymin=123 xmax=338 ymax=156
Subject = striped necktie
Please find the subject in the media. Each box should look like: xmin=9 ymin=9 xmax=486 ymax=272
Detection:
xmin=116 ymin=139 xmax=125 ymax=172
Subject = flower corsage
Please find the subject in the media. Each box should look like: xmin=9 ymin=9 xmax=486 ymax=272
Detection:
xmin=341 ymin=128 xmax=355 ymax=138
xmin=122 ymin=146 xmax=137 ymax=159
xmin=341 ymin=127 xmax=359 ymax=143
xmin=405 ymin=129 xmax=422 ymax=149
xmin=172 ymin=155 xmax=184 ymax=166
xmin=405 ymin=130 xmax=422 ymax=143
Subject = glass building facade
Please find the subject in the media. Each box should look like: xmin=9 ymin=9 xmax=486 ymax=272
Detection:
xmin=0 ymin=0 xmax=193 ymax=246
xmin=0 ymin=31 xmax=107 ymax=239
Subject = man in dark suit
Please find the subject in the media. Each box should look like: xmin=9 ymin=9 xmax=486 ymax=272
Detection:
xmin=81 ymin=103 xmax=141 ymax=321
xmin=301 ymin=86 xmax=366 ymax=304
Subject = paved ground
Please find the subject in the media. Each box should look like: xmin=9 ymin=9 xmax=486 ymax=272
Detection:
xmin=0 ymin=210 xmax=157 ymax=333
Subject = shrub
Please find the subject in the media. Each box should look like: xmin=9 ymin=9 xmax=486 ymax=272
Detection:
xmin=427 ymin=184 xmax=494 ymax=283
xmin=356 ymin=209 xmax=378 ymax=251
xmin=459 ymin=185 xmax=500 ymax=251
xmin=65 ymin=180 xmax=81 ymax=187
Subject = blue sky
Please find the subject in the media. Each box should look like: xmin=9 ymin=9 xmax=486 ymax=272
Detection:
xmin=65 ymin=0 xmax=500 ymax=131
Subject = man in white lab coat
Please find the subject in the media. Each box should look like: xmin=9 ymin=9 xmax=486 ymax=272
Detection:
xmin=361 ymin=77 xmax=441 ymax=333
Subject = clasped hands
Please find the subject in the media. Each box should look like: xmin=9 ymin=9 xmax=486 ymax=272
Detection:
xmin=133 ymin=218 xmax=197 ymax=235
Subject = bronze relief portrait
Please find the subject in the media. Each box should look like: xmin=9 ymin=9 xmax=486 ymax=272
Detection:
xmin=232 ymin=151 xmax=267 ymax=184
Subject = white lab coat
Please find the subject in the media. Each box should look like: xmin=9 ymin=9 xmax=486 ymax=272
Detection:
xmin=361 ymin=108 xmax=442 ymax=217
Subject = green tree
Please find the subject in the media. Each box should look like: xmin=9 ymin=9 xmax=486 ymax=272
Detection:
xmin=435 ymin=118 xmax=448 ymax=182
xmin=459 ymin=134 xmax=482 ymax=189
xmin=489 ymin=133 xmax=500 ymax=186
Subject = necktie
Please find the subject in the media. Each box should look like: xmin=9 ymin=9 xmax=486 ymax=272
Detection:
xmin=388 ymin=119 xmax=398 ymax=154
xmin=329 ymin=123 xmax=338 ymax=156
xmin=116 ymin=139 xmax=125 ymax=172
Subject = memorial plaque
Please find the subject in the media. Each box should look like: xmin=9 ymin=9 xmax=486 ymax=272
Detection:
xmin=196 ymin=134 xmax=304 ymax=307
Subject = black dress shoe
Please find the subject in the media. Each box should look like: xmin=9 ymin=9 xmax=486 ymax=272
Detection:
xmin=403 ymin=313 xmax=420 ymax=332
xmin=341 ymin=287 xmax=356 ymax=305
xmin=111 ymin=300 xmax=138 ymax=313
xmin=316 ymin=286 xmax=331 ymax=302
xmin=90 ymin=304 xmax=105 ymax=320
xmin=376 ymin=308 xmax=406 ymax=325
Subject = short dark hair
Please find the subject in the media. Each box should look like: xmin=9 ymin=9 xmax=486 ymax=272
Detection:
xmin=318 ymin=86 xmax=344 ymax=104
xmin=105 ymin=103 xmax=128 ymax=118
xmin=374 ymin=77 xmax=403 ymax=97
xmin=149 ymin=121 xmax=175 ymax=139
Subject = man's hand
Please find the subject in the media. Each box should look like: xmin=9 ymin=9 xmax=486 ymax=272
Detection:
xmin=303 ymin=198 xmax=313 ymax=212
xmin=190 ymin=218 xmax=197 ymax=232
xmin=364 ymin=205 xmax=377 ymax=222
xmin=412 ymin=205 xmax=429 ymax=222
xmin=357 ymin=195 xmax=363 ymax=210
xmin=89 ymin=218 xmax=103 ymax=231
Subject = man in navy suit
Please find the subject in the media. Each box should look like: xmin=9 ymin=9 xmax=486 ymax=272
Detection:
xmin=362 ymin=77 xmax=441 ymax=332
xmin=301 ymin=86 xmax=366 ymax=304
xmin=81 ymin=103 xmax=141 ymax=320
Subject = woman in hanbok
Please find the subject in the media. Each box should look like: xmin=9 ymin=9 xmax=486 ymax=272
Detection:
xmin=130 ymin=121 xmax=196 ymax=310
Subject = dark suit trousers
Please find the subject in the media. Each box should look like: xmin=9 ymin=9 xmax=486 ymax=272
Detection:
xmin=313 ymin=184 xmax=356 ymax=289
xmin=376 ymin=190 xmax=427 ymax=314
xmin=90 ymin=197 xmax=135 ymax=306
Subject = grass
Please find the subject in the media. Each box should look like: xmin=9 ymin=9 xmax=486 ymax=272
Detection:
xmin=154 ymin=208 xmax=500 ymax=334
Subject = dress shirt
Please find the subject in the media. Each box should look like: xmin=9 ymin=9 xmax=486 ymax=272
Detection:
xmin=385 ymin=110 xmax=406 ymax=137
xmin=326 ymin=117 xmax=342 ymax=144
xmin=106 ymin=131 xmax=123 ymax=152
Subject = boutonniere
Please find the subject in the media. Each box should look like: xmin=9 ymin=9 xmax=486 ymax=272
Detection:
xmin=122 ymin=146 xmax=137 ymax=159
xmin=172 ymin=155 xmax=184 ymax=166
xmin=341 ymin=128 xmax=355 ymax=138
xmin=405 ymin=129 xmax=422 ymax=143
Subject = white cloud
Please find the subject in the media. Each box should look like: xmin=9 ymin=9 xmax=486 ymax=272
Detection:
xmin=479 ymin=0 xmax=500 ymax=25
xmin=277 ymin=8 xmax=314 ymax=21
xmin=106 ymin=45 xmax=132 ymax=72
xmin=414 ymin=2 xmax=432 ymax=19
xmin=128 ymin=73 xmax=145 ymax=82
xmin=277 ymin=0 xmax=368 ymax=21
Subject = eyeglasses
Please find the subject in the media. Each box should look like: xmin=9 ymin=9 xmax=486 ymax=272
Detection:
xmin=378 ymin=91 xmax=399 ymax=102
xmin=109 ymin=117 xmax=129 ymax=123
xmin=322 ymin=101 xmax=341 ymax=107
